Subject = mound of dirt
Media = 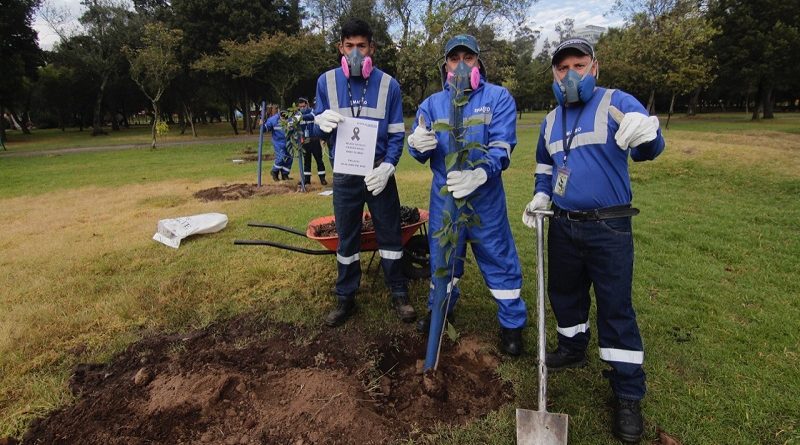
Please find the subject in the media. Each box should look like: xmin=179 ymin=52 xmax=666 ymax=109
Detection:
xmin=194 ymin=183 xmax=319 ymax=201
xmin=21 ymin=316 xmax=511 ymax=445
xmin=314 ymin=206 xmax=421 ymax=237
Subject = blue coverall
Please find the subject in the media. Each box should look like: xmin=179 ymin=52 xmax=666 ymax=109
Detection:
xmin=408 ymin=76 xmax=526 ymax=329
xmin=265 ymin=113 xmax=293 ymax=177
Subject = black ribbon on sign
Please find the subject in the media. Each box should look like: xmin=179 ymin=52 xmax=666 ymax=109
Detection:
xmin=351 ymin=127 xmax=360 ymax=141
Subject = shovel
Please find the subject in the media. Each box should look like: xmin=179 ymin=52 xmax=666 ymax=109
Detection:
xmin=516 ymin=209 xmax=568 ymax=445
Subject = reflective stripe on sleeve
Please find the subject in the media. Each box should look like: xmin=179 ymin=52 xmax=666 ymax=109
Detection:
xmin=388 ymin=123 xmax=405 ymax=133
xmin=337 ymin=252 xmax=360 ymax=265
xmin=536 ymin=163 xmax=553 ymax=175
xmin=599 ymin=348 xmax=644 ymax=364
xmin=325 ymin=71 xmax=339 ymax=110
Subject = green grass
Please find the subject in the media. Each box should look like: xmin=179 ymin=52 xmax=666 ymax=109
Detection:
xmin=2 ymin=121 xmax=256 ymax=152
xmin=1 ymin=112 xmax=799 ymax=444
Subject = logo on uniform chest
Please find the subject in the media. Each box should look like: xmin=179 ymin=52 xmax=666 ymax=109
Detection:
xmin=349 ymin=98 xmax=368 ymax=107
xmin=473 ymin=105 xmax=491 ymax=114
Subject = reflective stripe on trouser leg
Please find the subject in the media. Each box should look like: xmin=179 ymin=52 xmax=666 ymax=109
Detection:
xmin=547 ymin=217 xmax=593 ymax=351
xmin=586 ymin=216 xmax=645 ymax=400
xmin=366 ymin=176 xmax=407 ymax=295
xmin=332 ymin=173 xmax=367 ymax=301
xmin=468 ymin=212 xmax=526 ymax=329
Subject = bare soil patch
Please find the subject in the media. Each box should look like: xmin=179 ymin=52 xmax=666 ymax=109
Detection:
xmin=21 ymin=315 xmax=510 ymax=444
xmin=194 ymin=182 xmax=321 ymax=201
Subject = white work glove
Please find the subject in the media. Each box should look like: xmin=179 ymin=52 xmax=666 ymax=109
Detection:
xmin=407 ymin=115 xmax=437 ymax=153
xmin=446 ymin=168 xmax=488 ymax=199
xmin=314 ymin=109 xmax=345 ymax=133
xmin=522 ymin=192 xmax=552 ymax=229
xmin=364 ymin=162 xmax=396 ymax=196
xmin=615 ymin=111 xmax=659 ymax=150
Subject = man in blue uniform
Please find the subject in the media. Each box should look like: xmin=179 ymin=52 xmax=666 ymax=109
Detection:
xmin=265 ymin=110 xmax=293 ymax=181
xmin=407 ymin=34 xmax=526 ymax=356
xmin=522 ymin=37 xmax=665 ymax=443
xmin=296 ymin=97 xmax=327 ymax=185
xmin=311 ymin=18 xmax=415 ymax=327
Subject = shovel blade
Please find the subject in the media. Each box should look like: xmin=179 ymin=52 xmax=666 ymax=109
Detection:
xmin=516 ymin=408 xmax=569 ymax=445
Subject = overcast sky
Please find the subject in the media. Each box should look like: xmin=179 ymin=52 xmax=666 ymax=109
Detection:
xmin=33 ymin=0 xmax=626 ymax=51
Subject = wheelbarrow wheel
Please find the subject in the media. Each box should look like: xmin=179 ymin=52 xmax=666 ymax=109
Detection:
xmin=401 ymin=234 xmax=430 ymax=280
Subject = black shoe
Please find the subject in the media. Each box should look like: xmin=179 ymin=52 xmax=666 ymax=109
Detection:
xmin=416 ymin=311 xmax=455 ymax=334
xmin=390 ymin=294 xmax=416 ymax=322
xmin=324 ymin=300 xmax=356 ymax=327
xmin=545 ymin=347 xmax=587 ymax=370
xmin=281 ymin=173 xmax=291 ymax=181
xmin=613 ymin=398 xmax=643 ymax=443
xmin=499 ymin=327 xmax=523 ymax=356
xmin=320 ymin=176 xmax=328 ymax=185
xmin=271 ymin=171 xmax=279 ymax=182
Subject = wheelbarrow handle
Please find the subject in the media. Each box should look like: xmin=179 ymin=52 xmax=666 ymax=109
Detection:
xmin=247 ymin=222 xmax=307 ymax=237
xmin=233 ymin=239 xmax=335 ymax=255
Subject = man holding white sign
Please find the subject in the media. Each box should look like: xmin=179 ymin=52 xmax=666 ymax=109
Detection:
xmin=311 ymin=18 xmax=414 ymax=327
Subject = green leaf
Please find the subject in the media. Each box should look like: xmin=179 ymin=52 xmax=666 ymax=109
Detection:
xmin=439 ymin=184 xmax=449 ymax=197
xmin=434 ymin=267 xmax=450 ymax=278
xmin=463 ymin=141 xmax=484 ymax=150
xmin=442 ymin=211 xmax=452 ymax=225
xmin=432 ymin=122 xmax=453 ymax=132
xmin=445 ymin=152 xmax=458 ymax=170
xmin=446 ymin=321 xmax=460 ymax=342
xmin=454 ymin=198 xmax=467 ymax=209
xmin=454 ymin=96 xmax=469 ymax=107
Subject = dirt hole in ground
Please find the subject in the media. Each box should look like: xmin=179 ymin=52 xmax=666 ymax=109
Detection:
xmin=194 ymin=182 xmax=323 ymax=201
xmin=22 ymin=315 xmax=511 ymax=444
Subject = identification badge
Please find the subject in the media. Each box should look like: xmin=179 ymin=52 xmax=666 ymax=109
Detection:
xmin=553 ymin=166 xmax=571 ymax=197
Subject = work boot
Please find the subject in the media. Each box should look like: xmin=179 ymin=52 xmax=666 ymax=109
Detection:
xmin=612 ymin=398 xmax=644 ymax=443
xmin=545 ymin=346 xmax=587 ymax=370
xmin=271 ymin=170 xmax=280 ymax=182
xmin=304 ymin=174 xmax=312 ymax=185
xmin=281 ymin=172 xmax=291 ymax=181
xmin=499 ymin=327 xmax=524 ymax=356
xmin=324 ymin=299 xmax=356 ymax=327
xmin=390 ymin=294 xmax=416 ymax=323
xmin=416 ymin=311 xmax=455 ymax=334
xmin=319 ymin=174 xmax=328 ymax=185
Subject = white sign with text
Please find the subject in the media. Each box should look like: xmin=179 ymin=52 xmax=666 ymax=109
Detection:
xmin=333 ymin=117 xmax=378 ymax=176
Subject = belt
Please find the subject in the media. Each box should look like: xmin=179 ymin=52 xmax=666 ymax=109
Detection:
xmin=552 ymin=205 xmax=640 ymax=221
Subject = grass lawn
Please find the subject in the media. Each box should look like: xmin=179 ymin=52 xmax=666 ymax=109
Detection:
xmin=1 ymin=112 xmax=799 ymax=443
xmin=2 ymin=121 xmax=256 ymax=153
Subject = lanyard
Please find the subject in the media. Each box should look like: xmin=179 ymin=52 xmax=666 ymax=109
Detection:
xmin=560 ymin=104 xmax=585 ymax=167
xmin=346 ymin=78 xmax=369 ymax=118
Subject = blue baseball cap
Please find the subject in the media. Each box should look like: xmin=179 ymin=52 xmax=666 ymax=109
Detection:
xmin=445 ymin=34 xmax=480 ymax=57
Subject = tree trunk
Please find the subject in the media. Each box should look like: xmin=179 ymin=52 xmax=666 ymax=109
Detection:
xmin=8 ymin=110 xmax=30 ymax=134
xmin=243 ymin=89 xmax=253 ymax=135
xmin=687 ymin=87 xmax=701 ymax=116
xmin=646 ymin=89 xmax=656 ymax=115
xmin=762 ymin=84 xmax=774 ymax=119
xmin=751 ymin=82 xmax=762 ymax=121
xmin=184 ymin=102 xmax=197 ymax=137
xmin=92 ymin=75 xmax=109 ymax=136
xmin=666 ymin=92 xmax=676 ymax=130
xmin=228 ymin=101 xmax=239 ymax=135
xmin=151 ymin=101 xmax=158 ymax=149
xmin=0 ymin=103 xmax=6 ymax=149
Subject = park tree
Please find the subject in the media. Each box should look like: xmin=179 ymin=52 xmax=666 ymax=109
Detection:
xmin=124 ymin=22 xmax=183 ymax=148
xmin=709 ymin=0 xmax=800 ymax=119
xmin=0 ymin=0 xmax=42 ymax=146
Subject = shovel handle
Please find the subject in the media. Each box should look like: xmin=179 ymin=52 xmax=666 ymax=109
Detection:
xmin=534 ymin=210 xmax=553 ymax=412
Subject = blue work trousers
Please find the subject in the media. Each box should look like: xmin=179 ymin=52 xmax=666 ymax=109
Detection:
xmin=332 ymin=173 xmax=407 ymax=301
xmin=547 ymin=215 xmax=646 ymax=400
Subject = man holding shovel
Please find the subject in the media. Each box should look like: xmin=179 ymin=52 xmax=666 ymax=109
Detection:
xmin=522 ymin=37 xmax=665 ymax=443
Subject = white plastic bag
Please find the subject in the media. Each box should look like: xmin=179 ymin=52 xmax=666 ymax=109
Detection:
xmin=153 ymin=213 xmax=228 ymax=248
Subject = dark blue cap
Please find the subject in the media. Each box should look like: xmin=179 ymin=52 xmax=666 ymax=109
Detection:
xmin=552 ymin=37 xmax=595 ymax=65
xmin=444 ymin=34 xmax=480 ymax=57
xmin=297 ymin=97 xmax=309 ymax=104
